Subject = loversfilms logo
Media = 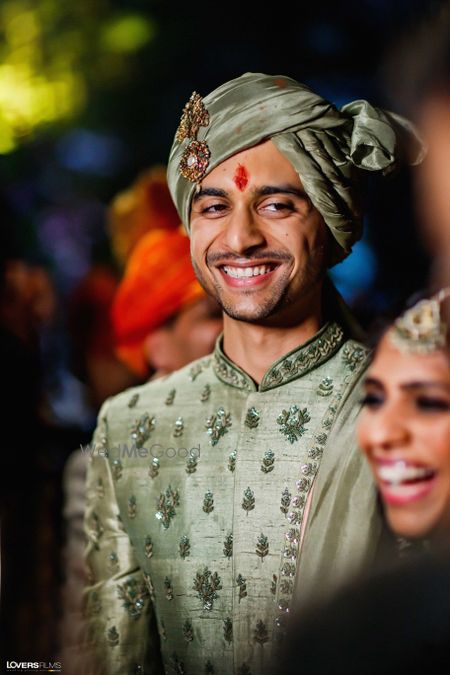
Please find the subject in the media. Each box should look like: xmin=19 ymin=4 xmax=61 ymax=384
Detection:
xmin=6 ymin=663 xmax=61 ymax=672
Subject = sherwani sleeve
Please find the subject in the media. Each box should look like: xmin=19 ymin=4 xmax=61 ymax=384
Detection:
xmin=80 ymin=399 xmax=163 ymax=675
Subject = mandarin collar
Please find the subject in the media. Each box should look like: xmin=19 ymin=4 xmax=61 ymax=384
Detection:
xmin=212 ymin=321 xmax=345 ymax=392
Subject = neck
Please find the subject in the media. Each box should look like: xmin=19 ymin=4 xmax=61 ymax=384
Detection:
xmin=222 ymin=287 xmax=323 ymax=384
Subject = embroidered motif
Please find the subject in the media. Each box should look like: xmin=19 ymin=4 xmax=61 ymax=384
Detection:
xmin=292 ymin=494 xmax=306 ymax=508
xmin=160 ymin=619 xmax=167 ymax=640
xmin=261 ymin=322 xmax=344 ymax=389
xmin=189 ymin=358 xmax=211 ymax=381
xmin=176 ymin=91 xmax=210 ymax=143
xmin=296 ymin=477 xmax=310 ymax=492
xmin=254 ymin=620 xmax=269 ymax=645
xmin=308 ymin=446 xmax=323 ymax=460
xmin=179 ymin=535 xmax=191 ymax=559
xmin=148 ymin=457 xmax=160 ymax=479
xmin=87 ymin=512 xmax=103 ymax=550
xmin=223 ymin=532 xmax=233 ymax=558
xmin=223 ymin=617 xmax=233 ymax=644
xmin=185 ymin=450 xmax=198 ymax=474
xmin=213 ymin=352 xmax=254 ymax=391
xmin=107 ymin=625 xmax=119 ymax=646
xmin=245 ymin=406 xmax=260 ymax=429
xmin=108 ymin=551 xmax=119 ymax=572
xmin=277 ymin=405 xmax=311 ymax=443
xmin=155 ymin=485 xmax=180 ymax=529
xmin=128 ymin=393 xmax=139 ymax=408
xmin=144 ymin=536 xmax=153 ymax=559
xmin=228 ymin=450 xmax=237 ymax=472
xmin=128 ymin=495 xmax=137 ymax=519
xmin=164 ymin=576 xmax=174 ymax=601
xmin=260 ymin=449 xmax=275 ymax=473
xmin=280 ymin=487 xmax=291 ymax=515
xmin=280 ymin=578 xmax=294 ymax=594
xmin=200 ymin=384 xmax=211 ymax=402
xmin=271 ymin=574 xmax=277 ymax=595
xmin=193 ymin=567 xmax=222 ymax=611
xmin=202 ymin=490 xmax=214 ymax=514
xmin=131 ymin=413 xmax=155 ymax=448
xmin=301 ymin=463 xmax=315 ymax=477
xmin=316 ymin=432 xmax=328 ymax=445
xmin=172 ymin=418 xmax=183 ymax=439
xmin=256 ymin=533 xmax=269 ymax=559
xmin=165 ymin=389 xmax=176 ymax=406
xmin=317 ymin=377 xmax=334 ymax=396
xmin=169 ymin=653 xmax=185 ymax=675
xmin=242 ymin=487 xmax=255 ymax=514
xmin=112 ymin=459 xmax=123 ymax=481
xmin=205 ymin=407 xmax=232 ymax=446
xmin=287 ymin=510 xmax=301 ymax=525
xmin=182 ymin=619 xmax=194 ymax=643
xmin=205 ymin=660 xmax=214 ymax=674
xmin=281 ymin=562 xmax=296 ymax=577
xmin=342 ymin=342 xmax=368 ymax=371
xmin=236 ymin=574 xmax=247 ymax=602
xmin=117 ymin=579 xmax=148 ymax=619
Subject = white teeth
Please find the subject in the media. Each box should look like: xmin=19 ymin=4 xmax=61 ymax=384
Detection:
xmin=378 ymin=461 xmax=434 ymax=485
xmin=223 ymin=265 xmax=272 ymax=278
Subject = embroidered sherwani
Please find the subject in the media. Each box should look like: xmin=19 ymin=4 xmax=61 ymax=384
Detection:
xmin=81 ymin=321 xmax=384 ymax=674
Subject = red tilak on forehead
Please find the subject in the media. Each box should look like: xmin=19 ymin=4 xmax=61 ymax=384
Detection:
xmin=233 ymin=164 xmax=249 ymax=191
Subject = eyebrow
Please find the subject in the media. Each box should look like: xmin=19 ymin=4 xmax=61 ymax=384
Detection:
xmin=192 ymin=184 xmax=311 ymax=202
xmin=364 ymin=377 xmax=450 ymax=392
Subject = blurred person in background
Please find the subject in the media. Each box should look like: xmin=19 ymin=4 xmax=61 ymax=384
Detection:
xmin=81 ymin=73 xmax=422 ymax=675
xmin=278 ymin=291 xmax=450 ymax=675
xmin=0 ymin=213 xmax=62 ymax=660
xmin=387 ymin=3 xmax=450 ymax=288
xmin=60 ymin=177 xmax=221 ymax=668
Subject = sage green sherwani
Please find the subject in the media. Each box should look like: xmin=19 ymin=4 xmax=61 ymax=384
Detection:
xmin=82 ymin=321 xmax=383 ymax=674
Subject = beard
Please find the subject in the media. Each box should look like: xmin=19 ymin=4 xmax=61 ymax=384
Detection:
xmin=192 ymin=245 xmax=327 ymax=324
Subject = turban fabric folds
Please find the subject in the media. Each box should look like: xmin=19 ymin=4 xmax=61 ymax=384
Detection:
xmin=111 ymin=228 xmax=204 ymax=377
xmin=167 ymin=73 xmax=424 ymax=265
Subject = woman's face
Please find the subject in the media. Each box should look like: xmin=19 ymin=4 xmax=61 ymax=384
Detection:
xmin=358 ymin=332 xmax=450 ymax=540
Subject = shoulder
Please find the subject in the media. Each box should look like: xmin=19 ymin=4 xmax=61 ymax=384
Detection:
xmin=104 ymin=353 xmax=215 ymax=419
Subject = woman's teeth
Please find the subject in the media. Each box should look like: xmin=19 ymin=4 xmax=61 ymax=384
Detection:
xmin=223 ymin=265 xmax=273 ymax=278
xmin=378 ymin=461 xmax=436 ymax=486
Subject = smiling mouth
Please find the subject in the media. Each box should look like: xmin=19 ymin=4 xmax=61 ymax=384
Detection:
xmin=222 ymin=263 xmax=278 ymax=279
xmin=375 ymin=460 xmax=437 ymax=506
xmin=377 ymin=461 xmax=436 ymax=486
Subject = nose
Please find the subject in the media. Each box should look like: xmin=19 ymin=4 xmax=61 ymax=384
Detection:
xmin=221 ymin=204 xmax=265 ymax=255
xmin=359 ymin=403 xmax=411 ymax=453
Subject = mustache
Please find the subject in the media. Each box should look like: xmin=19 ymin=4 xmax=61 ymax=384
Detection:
xmin=206 ymin=251 xmax=292 ymax=264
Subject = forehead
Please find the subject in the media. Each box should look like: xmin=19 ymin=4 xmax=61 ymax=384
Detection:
xmin=200 ymin=139 xmax=302 ymax=188
xmin=368 ymin=332 xmax=450 ymax=384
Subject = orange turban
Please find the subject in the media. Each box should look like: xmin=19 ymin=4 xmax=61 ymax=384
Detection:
xmin=111 ymin=228 xmax=204 ymax=377
xmin=108 ymin=166 xmax=180 ymax=267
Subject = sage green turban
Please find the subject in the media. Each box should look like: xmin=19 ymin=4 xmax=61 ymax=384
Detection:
xmin=167 ymin=72 xmax=424 ymax=265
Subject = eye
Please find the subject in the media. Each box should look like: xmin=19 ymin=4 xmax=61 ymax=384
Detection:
xmin=415 ymin=396 xmax=450 ymax=412
xmin=259 ymin=200 xmax=296 ymax=214
xmin=360 ymin=393 xmax=384 ymax=409
xmin=200 ymin=202 xmax=228 ymax=216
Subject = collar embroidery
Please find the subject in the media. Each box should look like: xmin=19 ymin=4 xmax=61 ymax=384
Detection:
xmin=212 ymin=322 xmax=345 ymax=392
